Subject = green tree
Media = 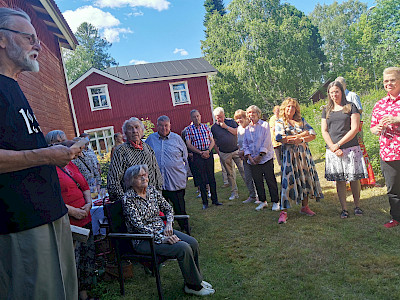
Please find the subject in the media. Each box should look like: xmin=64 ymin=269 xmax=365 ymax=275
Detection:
xmin=309 ymin=0 xmax=367 ymax=77
xmin=340 ymin=0 xmax=400 ymax=91
xmin=202 ymin=0 xmax=325 ymax=116
xmin=63 ymin=22 xmax=117 ymax=83
xmin=204 ymin=0 xmax=226 ymax=26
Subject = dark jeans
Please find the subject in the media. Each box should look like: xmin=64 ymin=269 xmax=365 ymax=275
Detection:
xmin=380 ymin=159 xmax=400 ymax=221
xmin=162 ymin=189 xmax=190 ymax=234
xmin=250 ymin=158 xmax=279 ymax=203
xmin=134 ymin=230 xmax=203 ymax=288
xmin=192 ymin=153 xmax=218 ymax=205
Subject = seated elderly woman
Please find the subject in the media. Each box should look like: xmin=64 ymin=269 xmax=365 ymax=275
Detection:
xmin=123 ymin=164 xmax=214 ymax=296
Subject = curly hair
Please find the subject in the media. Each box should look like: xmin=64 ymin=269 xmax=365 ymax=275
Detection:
xmin=279 ymin=97 xmax=302 ymax=124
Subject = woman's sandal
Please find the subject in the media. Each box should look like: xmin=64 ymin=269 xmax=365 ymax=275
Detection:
xmin=340 ymin=210 xmax=349 ymax=219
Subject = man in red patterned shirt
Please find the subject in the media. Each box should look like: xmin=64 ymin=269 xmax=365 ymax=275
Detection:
xmin=185 ymin=109 xmax=222 ymax=209
xmin=371 ymin=67 xmax=400 ymax=228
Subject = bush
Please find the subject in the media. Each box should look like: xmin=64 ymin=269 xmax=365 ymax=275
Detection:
xmin=98 ymin=152 xmax=111 ymax=188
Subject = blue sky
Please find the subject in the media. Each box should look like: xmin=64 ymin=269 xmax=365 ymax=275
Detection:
xmin=57 ymin=0 xmax=376 ymax=66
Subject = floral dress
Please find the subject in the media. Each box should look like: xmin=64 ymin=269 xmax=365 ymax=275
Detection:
xmin=275 ymin=118 xmax=324 ymax=209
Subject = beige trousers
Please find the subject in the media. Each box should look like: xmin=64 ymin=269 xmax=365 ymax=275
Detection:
xmin=219 ymin=150 xmax=246 ymax=194
xmin=0 ymin=214 xmax=78 ymax=300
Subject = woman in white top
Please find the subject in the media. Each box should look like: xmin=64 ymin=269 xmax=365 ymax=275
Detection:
xmin=234 ymin=109 xmax=258 ymax=204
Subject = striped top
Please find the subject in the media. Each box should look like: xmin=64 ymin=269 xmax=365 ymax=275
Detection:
xmin=185 ymin=123 xmax=213 ymax=151
xmin=107 ymin=142 xmax=163 ymax=202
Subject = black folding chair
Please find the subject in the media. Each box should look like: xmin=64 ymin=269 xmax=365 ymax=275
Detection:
xmin=104 ymin=200 xmax=189 ymax=300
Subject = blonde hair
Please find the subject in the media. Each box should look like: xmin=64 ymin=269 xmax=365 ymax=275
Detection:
xmin=234 ymin=109 xmax=249 ymax=126
xmin=273 ymin=105 xmax=280 ymax=114
xmin=246 ymin=105 xmax=262 ymax=119
xmin=383 ymin=67 xmax=400 ymax=80
xmin=279 ymin=98 xmax=302 ymax=125
xmin=234 ymin=109 xmax=247 ymax=120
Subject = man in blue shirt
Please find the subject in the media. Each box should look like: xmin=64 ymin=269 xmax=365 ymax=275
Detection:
xmin=146 ymin=115 xmax=190 ymax=233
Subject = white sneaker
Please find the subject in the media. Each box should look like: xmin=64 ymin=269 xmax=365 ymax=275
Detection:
xmin=255 ymin=202 xmax=268 ymax=211
xmin=208 ymin=191 xmax=211 ymax=198
xmin=271 ymin=202 xmax=280 ymax=211
xmin=184 ymin=285 xmax=215 ymax=296
xmin=201 ymin=281 xmax=213 ymax=289
xmin=229 ymin=193 xmax=239 ymax=200
xmin=196 ymin=193 xmax=201 ymax=198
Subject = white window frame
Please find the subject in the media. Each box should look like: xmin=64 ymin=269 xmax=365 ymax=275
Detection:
xmin=86 ymin=84 xmax=112 ymax=111
xmin=169 ymin=81 xmax=191 ymax=106
xmin=84 ymin=126 xmax=115 ymax=154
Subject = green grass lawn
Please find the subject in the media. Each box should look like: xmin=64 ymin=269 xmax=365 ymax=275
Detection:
xmin=93 ymin=155 xmax=400 ymax=300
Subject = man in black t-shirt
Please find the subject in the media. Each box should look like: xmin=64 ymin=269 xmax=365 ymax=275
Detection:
xmin=0 ymin=8 xmax=81 ymax=300
xmin=211 ymin=107 xmax=246 ymax=200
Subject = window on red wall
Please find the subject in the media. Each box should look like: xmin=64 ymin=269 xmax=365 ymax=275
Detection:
xmin=86 ymin=84 xmax=112 ymax=111
xmin=169 ymin=81 xmax=191 ymax=106
xmin=85 ymin=126 xmax=114 ymax=154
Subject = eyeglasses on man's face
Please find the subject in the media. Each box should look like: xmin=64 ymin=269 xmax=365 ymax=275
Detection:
xmin=0 ymin=28 xmax=40 ymax=45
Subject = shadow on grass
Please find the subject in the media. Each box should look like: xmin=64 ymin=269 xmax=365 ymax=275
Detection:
xmin=93 ymin=159 xmax=399 ymax=300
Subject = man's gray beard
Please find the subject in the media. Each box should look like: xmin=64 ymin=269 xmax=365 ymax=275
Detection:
xmin=7 ymin=37 xmax=39 ymax=73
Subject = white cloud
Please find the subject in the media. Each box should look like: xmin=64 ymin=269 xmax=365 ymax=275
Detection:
xmin=103 ymin=27 xmax=133 ymax=43
xmin=129 ymin=59 xmax=149 ymax=65
xmin=126 ymin=11 xmax=144 ymax=17
xmin=63 ymin=6 xmax=133 ymax=43
xmin=95 ymin=0 xmax=170 ymax=11
xmin=63 ymin=6 xmax=119 ymax=32
xmin=173 ymin=48 xmax=189 ymax=56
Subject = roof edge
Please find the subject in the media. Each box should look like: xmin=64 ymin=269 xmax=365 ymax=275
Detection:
xmin=39 ymin=0 xmax=78 ymax=49
xmin=123 ymin=71 xmax=218 ymax=84
xmin=69 ymin=68 xmax=125 ymax=89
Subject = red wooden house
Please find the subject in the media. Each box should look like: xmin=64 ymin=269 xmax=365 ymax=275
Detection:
xmin=0 ymin=0 xmax=78 ymax=137
xmin=69 ymin=57 xmax=218 ymax=154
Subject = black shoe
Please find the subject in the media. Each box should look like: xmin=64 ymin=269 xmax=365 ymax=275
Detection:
xmin=202 ymin=204 xmax=209 ymax=210
xmin=213 ymin=202 xmax=223 ymax=206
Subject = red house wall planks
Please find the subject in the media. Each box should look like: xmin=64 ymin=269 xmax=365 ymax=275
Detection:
xmin=0 ymin=0 xmax=76 ymax=138
xmin=71 ymin=73 xmax=214 ymax=136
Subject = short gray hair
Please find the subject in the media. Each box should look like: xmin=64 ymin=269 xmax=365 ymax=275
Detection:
xmin=45 ymin=130 xmax=67 ymax=145
xmin=122 ymin=117 xmax=145 ymax=135
xmin=213 ymin=107 xmax=225 ymax=116
xmin=246 ymin=105 xmax=262 ymax=118
xmin=0 ymin=7 xmax=30 ymax=29
xmin=124 ymin=164 xmax=148 ymax=189
xmin=157 ymin=115 xmax=170 ymax=124
xmin=190 ymin=109 xmax=199 ymax=116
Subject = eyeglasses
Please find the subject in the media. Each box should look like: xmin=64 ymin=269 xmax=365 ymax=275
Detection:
xmin=0 ymin=28 xmax=40 ymax=45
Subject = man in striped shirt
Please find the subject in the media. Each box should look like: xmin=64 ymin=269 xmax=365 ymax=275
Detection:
xmin=185 ymin=110 xmax=222 ymax=209
xmin=107 ymin=117 xmax=163 ymax=202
